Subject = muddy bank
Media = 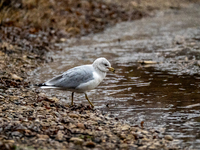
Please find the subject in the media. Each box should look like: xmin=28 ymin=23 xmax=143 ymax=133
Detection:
xmin=0 ymin=0 xmax=147 ymax=91
xmin=1 ymin=0 xmax=200 ymax=149
xmin=0 ymin=98 xmax=179 ymax=150
xmin=0 ymin=47 xmax=180 ymax=149
xmin=28 ymin=3 xmax=200 ymax=149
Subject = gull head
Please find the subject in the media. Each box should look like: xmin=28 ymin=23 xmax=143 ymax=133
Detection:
xmin=93 ymin=57 xmax=115 ymax=73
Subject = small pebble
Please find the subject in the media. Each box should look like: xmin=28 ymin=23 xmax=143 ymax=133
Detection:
xmin=164 ymin=135 xmax=173 ymax=141
xmin=84 ymin=141 xmax=96 ymax=148
xmin=70 ymin=137 xmax=84 ymax=145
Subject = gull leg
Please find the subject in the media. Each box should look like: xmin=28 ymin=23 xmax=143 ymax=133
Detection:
xmin=84 ymin=93 xmax=94 ymax=108
xmin=71 ymin=92 xmax=74 ymax=106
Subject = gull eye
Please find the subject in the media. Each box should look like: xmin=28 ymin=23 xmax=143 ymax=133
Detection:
xmin=104 ymin=63 xmax=108 ymax=66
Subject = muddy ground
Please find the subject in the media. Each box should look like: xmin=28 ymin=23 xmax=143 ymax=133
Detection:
xmin=0 ymin=0 xmax=200 ymax=149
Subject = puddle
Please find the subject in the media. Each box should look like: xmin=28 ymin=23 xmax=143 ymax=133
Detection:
xmin=29 ymin=4 xmax=200 ymax=148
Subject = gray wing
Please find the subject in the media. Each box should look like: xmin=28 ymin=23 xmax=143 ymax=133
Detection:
xmin=45 ymin=65 xmax=94 ymax=89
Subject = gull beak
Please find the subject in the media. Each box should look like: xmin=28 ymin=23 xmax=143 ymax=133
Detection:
xmin=108 ymin=67 xmax=115 ymax=73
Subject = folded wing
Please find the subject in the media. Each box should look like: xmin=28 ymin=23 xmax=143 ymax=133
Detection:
xmin=44 ymin=65 xmax=94 ymax=90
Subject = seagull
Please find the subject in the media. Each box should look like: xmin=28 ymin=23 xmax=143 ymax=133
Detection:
xmin=37 ymin=57 xmax=115 ymax=108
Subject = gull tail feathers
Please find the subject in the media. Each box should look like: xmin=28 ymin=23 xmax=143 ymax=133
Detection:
xmin=34 ymin=83 xmax=58 ymax=89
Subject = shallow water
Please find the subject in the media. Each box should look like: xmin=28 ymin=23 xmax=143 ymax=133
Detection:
xmin=29 ymin=5 xmax=200 ymax=148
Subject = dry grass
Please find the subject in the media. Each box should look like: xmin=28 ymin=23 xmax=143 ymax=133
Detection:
xmin=1 ymin=0 xmax=199 ymax=31
xmin=0 ymin=0 xmax=199 ymax=37
xmin=0 ymin=0 xmax=58 ymax=29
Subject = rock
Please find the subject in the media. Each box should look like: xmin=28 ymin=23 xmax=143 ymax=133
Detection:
xmin=66 ymin=27 xmax=80 ymax=34
xmin=197 ymin=60 xmax=200 ymax=66
xmin=38 ymin=93 xmax=47 ymax=97
xmin=96 ymin=126 xmax=103 ymax=131
xmin=141 ymin=138 xmax=150 ymax=143
xmin=129 ymin=144 xmax=138 ymax=149
xmin=50 ymin=121 xmax=57 ymax=126
xmin=121 ymin=124 xmax=130 ymax=131
xmin=24 ymin=130 xmax=36 ymax=137
xmin=55 ymin=130 xmax=64 ymax=141
xmin=3 ymin=140 xmax=15 ymax=143
xmin=138 ymin=60 xmax=158 ymax=65
xmin=57 ymin=125 xmax=64 ymax=130
xmin=10 ymin=73 xmax=23 ymax=81
xmin=1 ymin=140 xmax=15 ymax=150
xmin=138 ymin=145 xmax=147 ymax=150
xmin=154 ymin=141 xmax=162 ymax=147
xmin=69 ymin=137 xmax=84 ymax=145
xmin=80 ymin=0 xmax=91 ymax=9
xmin=69 ymin=123 xmax=77 ymax=129
xmin=47 ymin=97 xmax=59 ymax=103
xmin=0 ymin=51 xmax=5 ymax=56
xmin=91 ymin=117 xmax=102 ymax=122
xmin=148 ymin=144 xmax=157 ymax=150
xmin=141 ymin=130 xmax=149 ymax=135
xmin=174 ymin=35 xmax=185 ymax=45
xmin=68 ymin=113 xmax=79 ymax=118
xmin=61 ymin=117 xmax=70 ymax=124
xmin=119 ymin=143 xmax=128 ymax=149
xmin=86 ymin=120 xmax=98 ymax=125
xmin=9 ymin=96 xmax=19 ymax=101
xmin=164 ymin=135 xmax=173 ymax=141
xmin=84 ymin=141 xmax=96 ymax=148
xmin=126 ymin=134 xmax=134 ymax=141
xmin=60 ymin=38 xmax=67 ymax=42
xmin=0 ymin=95 xmax=4 ymax=99
xmin=138 ymin=133 xmax=144 ymax=139
xmin=104 ymin=142 xmax=115 ymax=149
xmin=77 ymin=123 xmax=85 ymax=129
xmin=11 ymin=131 xmax=22 ymax=137
xmin=41 ymin=122 xmax=50 ymax=127
xmin=37 ymin=134 xmax=49 ymax=140
xmin=93 ymin=137 xmax=102 ymax=144
xmin=119 ymin=133 xmax=126 ymax=139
